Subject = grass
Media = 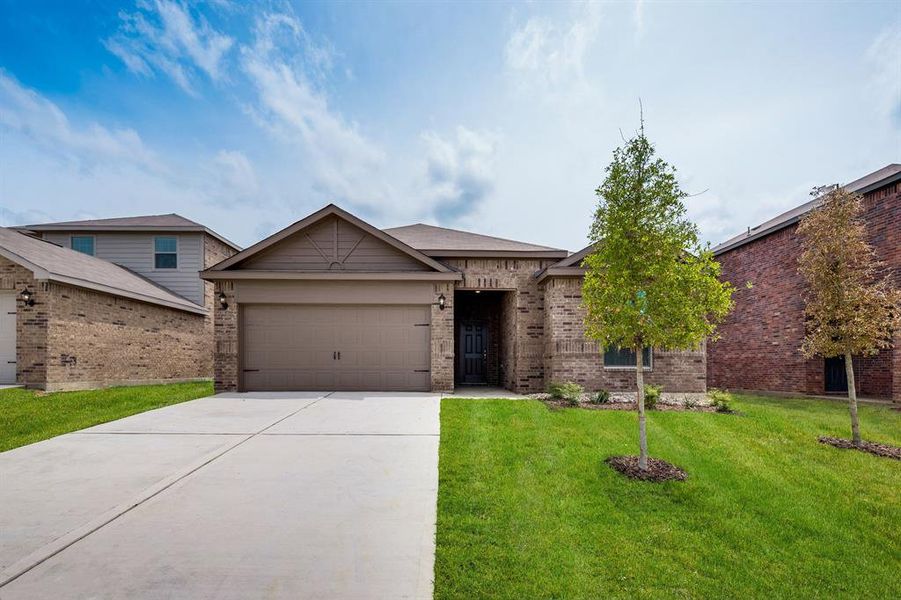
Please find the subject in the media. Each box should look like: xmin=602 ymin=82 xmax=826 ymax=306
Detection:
xmin=0 ymin=381 xmax=213 ymax=452
xmin=435 ymin=394 xmax=901 ymax=599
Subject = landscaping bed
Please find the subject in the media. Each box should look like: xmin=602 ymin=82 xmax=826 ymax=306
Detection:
xmin=818 ymin=435 xmax=901 ymax=460
xmin=531 ymin=391 xmax=718 ymax=412
xmin=605 ymin=455 xmax=687 ymax=481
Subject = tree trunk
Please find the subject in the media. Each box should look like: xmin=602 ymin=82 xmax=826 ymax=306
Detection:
xmin=844 ymin=351 xmax=861 ymax=447
xmin=635 ymin=345 xmax=648 ymax=470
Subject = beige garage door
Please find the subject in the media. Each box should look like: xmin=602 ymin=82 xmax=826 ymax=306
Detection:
xmin=241 ymin=304 xmax=431 ymax=391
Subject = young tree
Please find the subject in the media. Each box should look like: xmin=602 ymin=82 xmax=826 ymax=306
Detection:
xmin=797 ymin=186 xmax=900 ymax=447
xmin=583 ymin=121 xmax=734 ymax=472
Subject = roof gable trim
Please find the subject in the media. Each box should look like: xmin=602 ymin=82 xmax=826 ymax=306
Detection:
xmin=208 ymin=205 xmax=452 ymax=273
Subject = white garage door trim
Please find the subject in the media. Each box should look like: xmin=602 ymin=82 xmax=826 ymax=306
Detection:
xmin=0 ymin=292 xmax=17 ymax=384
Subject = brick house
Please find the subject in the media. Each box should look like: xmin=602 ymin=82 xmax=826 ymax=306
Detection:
xmin=202 ymin=204 xmax=706 ymax=394
xmin=1 ymin=215 xmax=239 ymax=390
xmin=707 ymin=164 xmax=900 ymax=402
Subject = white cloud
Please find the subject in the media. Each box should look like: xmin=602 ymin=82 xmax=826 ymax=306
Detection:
xmin=633 ymin=0 xmax=645 ymax=40
xmin=105 ymin=0 xmax=234 ymax=95
xmin=239 ymin=11 xmax=393 ymax=213
xmin=867 ymin=24 xmax=901 ymax=123
xmin=0 ymin=71 xmax=160 ymax=171
xmin=504 ymin=3 xmax=601 ymax=101
xmin=419 ymin=127 xmax=499 ymax=223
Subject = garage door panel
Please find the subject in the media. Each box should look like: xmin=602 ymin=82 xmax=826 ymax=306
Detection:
xmin=242 ymin=304 xmax=431 ymax=391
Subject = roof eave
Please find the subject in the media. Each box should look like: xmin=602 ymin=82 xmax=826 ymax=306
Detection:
xmin=712 ymin=168 xmax=901 ymax=256
xmin=420 ymin=249 xmax=568 ymax=259
xmin=0 ymin=245 xmax=206 ymax=314
xmin=200 ymin=270 xmax=463 ymax=281
xmin=535 ymin=266 xmax=586 ymax=284
xmin=13 ymin=224 xmax=242 ymax=252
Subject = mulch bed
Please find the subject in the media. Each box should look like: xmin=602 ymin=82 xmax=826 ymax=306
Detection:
xmin=818 ymin=436 xmax=901 ymax=460
xmin=542 ymin=399 xmax=716 ymax=412
xmin=605 ymin=455 xmax=687 ymax=482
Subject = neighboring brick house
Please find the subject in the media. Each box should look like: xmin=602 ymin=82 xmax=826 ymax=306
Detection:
xmin=707 ymin=164 xmax=901 ymax=402
xmin=1 ymin=215 xmax=239 ymax=390
xmin=202 ymin=204 xmax=706 ymax=394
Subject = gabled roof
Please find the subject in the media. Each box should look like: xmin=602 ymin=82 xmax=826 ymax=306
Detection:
xmin=712 ymin=163 xmax=901 ymax=255
xmin=534 ymin=244 xmax=594 ymax=283
xmin=203 ymin=204 xmax=459 ymax=279
xmin=15 ymin=213 xmax=241 ymax=251
xmin=383 ymin=223 xmax=568 ymax=258
xmin=0 ymin=228 xmax=205 ymax=314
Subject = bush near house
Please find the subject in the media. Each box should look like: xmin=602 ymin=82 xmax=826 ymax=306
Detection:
xmin=547 ymin=381 xmax=583 ymax=405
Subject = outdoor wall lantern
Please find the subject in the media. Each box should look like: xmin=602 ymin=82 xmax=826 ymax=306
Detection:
xmin=218 ymin=291 xmax=229 ymax=310
xmin=20 ymin=288 xmax=34 ymax=307
xmin=437 ymin=294 xmax=446 ymax=310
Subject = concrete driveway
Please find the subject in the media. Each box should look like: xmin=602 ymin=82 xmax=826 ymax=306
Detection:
xmin=0 ymin=391 xmax=441 ymax=599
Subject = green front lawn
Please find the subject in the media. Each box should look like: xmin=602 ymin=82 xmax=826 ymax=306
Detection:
xmin=0 ymin=381 xmax=214 ymax=452
xmin=435 ymin=394 xmax=901 ymax=599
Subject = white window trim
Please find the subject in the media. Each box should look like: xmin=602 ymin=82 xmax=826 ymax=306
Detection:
xmin=152 ymin=235 xmax=180 ymax=271
xmin=69 ymin=234 xmax=96 ymax=256
xmin=603 ymin=347 xmax=653 ymax=371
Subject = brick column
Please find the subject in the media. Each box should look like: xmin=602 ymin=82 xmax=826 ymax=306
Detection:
xmin=430 ymin=282 xmax=454 ymax=393
xmin=213 ymin=281 xmax=238 ymax=392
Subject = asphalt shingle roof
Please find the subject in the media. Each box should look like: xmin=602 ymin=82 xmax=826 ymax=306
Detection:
xmin=0 ymin=228 xmax=205 ymax=314
xmin=384 ymin=223 xmax=566 ymax=255
xmin=17 ymin=213 xmax=241 ymax=251
xmin=712 ymin=164 xmax=901 ymax=255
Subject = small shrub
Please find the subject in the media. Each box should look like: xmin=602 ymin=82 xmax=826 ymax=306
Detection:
xmin=643 ymin=384 xmax=662 ymax=409
xmin=590 ymin=390 xmax=610 ymax=404
xmin=548 ymin=381 xmax=583 ymax=405
xmin=708 ymin=388 xmax=733 ymax=413
xmin=683 ymin=396 xmax=699 ymax=410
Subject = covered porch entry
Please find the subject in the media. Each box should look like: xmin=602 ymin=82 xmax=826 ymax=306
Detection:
xmin=453 ymin=290 xmax=514 ymax=390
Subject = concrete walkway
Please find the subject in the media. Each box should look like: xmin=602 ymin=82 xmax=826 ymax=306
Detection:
xmin=0 ymin=391 xmax=440 ymax=599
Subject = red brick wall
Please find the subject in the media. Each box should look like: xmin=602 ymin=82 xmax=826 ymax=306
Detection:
xmin=708 ymin=181 xmax=900 ymax=400
xmin=543 ymin=277 xmax=707 ymax=392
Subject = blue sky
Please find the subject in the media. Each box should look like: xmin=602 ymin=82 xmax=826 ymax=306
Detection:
xmin=1 ymin=1 xmax=898 ymax=250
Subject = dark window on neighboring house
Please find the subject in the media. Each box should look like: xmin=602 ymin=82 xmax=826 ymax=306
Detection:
xmin=154 ymin=236 xmax=178 ymax=269
xmin=604 ymin=346 xmax=652 ymax=369
xmin=70 ymin=235 xmax=95 ymax=256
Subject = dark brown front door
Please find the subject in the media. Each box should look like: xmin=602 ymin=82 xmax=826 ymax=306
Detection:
xmin=824 ymin=356 xmax=848 ymax=393
xmin=459 ymin=321 xmax=487 ymax=384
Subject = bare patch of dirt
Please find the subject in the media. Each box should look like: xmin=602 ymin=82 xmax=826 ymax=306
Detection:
xmin=818 ymin=436 xmax=901 ymax=460
xmin=605 ymin=455 xmax=687 ymax=482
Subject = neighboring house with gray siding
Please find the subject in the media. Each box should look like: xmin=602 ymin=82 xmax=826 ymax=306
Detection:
xmin=17 ymin=214 xmax=240 ymax=307
xmin=1 ymin=215 xmax=240 ymax=390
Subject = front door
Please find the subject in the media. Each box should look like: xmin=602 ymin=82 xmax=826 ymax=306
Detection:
xmin=459 ymin=321 xmax=487 ymax=385
xmin=824 ymin=356 xmax=848 ymax=393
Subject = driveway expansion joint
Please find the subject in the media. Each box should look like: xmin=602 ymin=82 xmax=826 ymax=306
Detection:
xmin=0 ymin=392 xmax=332 ymax=589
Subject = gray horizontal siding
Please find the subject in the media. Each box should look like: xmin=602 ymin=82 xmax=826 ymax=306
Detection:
xmin=43 ymin=232 xmax=204 ymax=305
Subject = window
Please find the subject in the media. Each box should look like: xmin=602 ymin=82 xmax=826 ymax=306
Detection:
xmin=154 ymin=236 xmax=178 ymax=269
xmin=70 ymin=236 xmax=95 ymax=256
xmin=603 ymin=346 xmax=652 ymax=369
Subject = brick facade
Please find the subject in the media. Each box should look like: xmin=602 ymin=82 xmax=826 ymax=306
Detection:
xmin=1 ymin=255 xmax=209 ymax=391
xmin=212 ymin=281 xmax=239 ymax=392
xmin=430 ymin=282 xmax=455 ymax=392
xmin=202 ymin=234 xmax=239 ymax=378
xmin=708 ymin=180 xmax=900 ymax=402
xmin=441 ymin=258 xmax=557 ymax=394
xmin=542 ymin=277 xmax=707 ymax=392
